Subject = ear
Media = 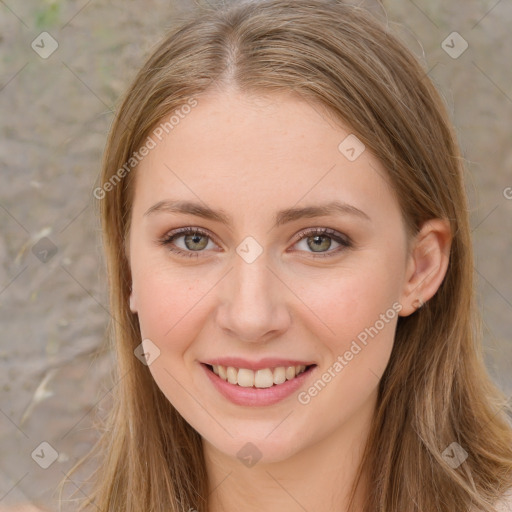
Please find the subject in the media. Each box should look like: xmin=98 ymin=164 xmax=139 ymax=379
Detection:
xmin=398 ymin=219 xmax=452 ymax=317
xmin=125 ymin=233 xmax=138 ymax=314
xmin=129 ymin=284 xmax=138 ymax=313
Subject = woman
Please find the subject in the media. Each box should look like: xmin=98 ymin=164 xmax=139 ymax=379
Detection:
xmin=66 ymin=0 xmax=512 ymax=510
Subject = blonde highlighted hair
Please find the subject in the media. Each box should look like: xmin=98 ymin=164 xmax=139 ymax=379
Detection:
xmin=65 ymin=1 xmax=512 ymax=510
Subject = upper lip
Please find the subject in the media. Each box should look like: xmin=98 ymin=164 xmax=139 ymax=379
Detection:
xmin=202 ymin=357 xmax=316 ymax=371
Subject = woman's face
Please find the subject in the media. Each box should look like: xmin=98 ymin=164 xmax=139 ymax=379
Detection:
xmin=128 ymin=89 xmax=411 ymax=463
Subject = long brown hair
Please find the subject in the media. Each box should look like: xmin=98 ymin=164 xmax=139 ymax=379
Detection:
xmin=64 ymin=1 xmax=512 ymax=510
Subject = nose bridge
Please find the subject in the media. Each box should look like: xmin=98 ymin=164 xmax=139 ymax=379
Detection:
xmin=216 ymin=250 xmax=290 ymax=342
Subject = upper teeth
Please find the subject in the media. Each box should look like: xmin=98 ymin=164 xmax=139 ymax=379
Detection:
xmin=212 ymin=364 xmax=307 ymax=388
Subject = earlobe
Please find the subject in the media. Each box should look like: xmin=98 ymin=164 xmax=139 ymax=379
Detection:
xmin=129 ymin=287 xmax=138 ymax=314
xmin=398 ymin=219 xmax=452 ymax=317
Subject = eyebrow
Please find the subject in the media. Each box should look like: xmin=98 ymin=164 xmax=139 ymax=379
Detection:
xmin=143 ymin=199 xmax=371 ymax=227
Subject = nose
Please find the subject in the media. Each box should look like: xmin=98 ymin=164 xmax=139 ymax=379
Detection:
xmin=215 ymin=251 xmax=292 ymax=343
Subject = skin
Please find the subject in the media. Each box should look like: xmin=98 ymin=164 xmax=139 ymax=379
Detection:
xmin=128 ymin=88 xmax=451 ymax=512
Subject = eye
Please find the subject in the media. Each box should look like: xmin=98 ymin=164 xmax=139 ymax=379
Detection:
xmin=158 ymin=226 xmax=352 ymax=259
xmin=289 ymin=227 xmax=352 ymax=258
xmin=157 ymin=227 xmax=219 ymax=258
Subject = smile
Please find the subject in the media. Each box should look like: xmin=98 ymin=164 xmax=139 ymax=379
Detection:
xmin=201 ymin=363 xmax=318 ymax=407
xmin=209 ymin=364 xmax=311 ymax=388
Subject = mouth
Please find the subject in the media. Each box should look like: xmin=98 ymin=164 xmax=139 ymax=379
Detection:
xmin=203 ymin=363 xmax=317 ymax=389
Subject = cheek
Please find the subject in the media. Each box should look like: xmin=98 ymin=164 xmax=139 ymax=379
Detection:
xmin=294 ymin=271 xmax=399 ymax=418
xmin=296 ymin=263 xmax=401 ymax=347
xmin=132 ymin=266 xmax=215 ymax=410
xmin=133 ymin=264 xmax=215 ymax=347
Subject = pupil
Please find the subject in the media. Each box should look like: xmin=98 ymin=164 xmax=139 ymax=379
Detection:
xmin=185 ymin=233 xmax=208 ymax=250
xmin=308 ymin=235 xmax=331 ymax=252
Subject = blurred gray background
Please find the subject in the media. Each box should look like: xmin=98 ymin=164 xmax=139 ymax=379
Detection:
xmin=0 ymin=0 xmax=511 ymax=510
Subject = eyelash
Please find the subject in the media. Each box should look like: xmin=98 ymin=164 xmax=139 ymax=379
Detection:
xmin=157 ymin=226 xmax=352 ymax=259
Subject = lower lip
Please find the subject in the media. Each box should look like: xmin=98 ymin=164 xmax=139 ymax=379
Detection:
xmin=201 ymin=363 xmax=317 ymax=407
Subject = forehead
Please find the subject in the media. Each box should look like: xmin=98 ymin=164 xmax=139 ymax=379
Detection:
xmin=132 ymin=89 xmax=398 ymax=225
